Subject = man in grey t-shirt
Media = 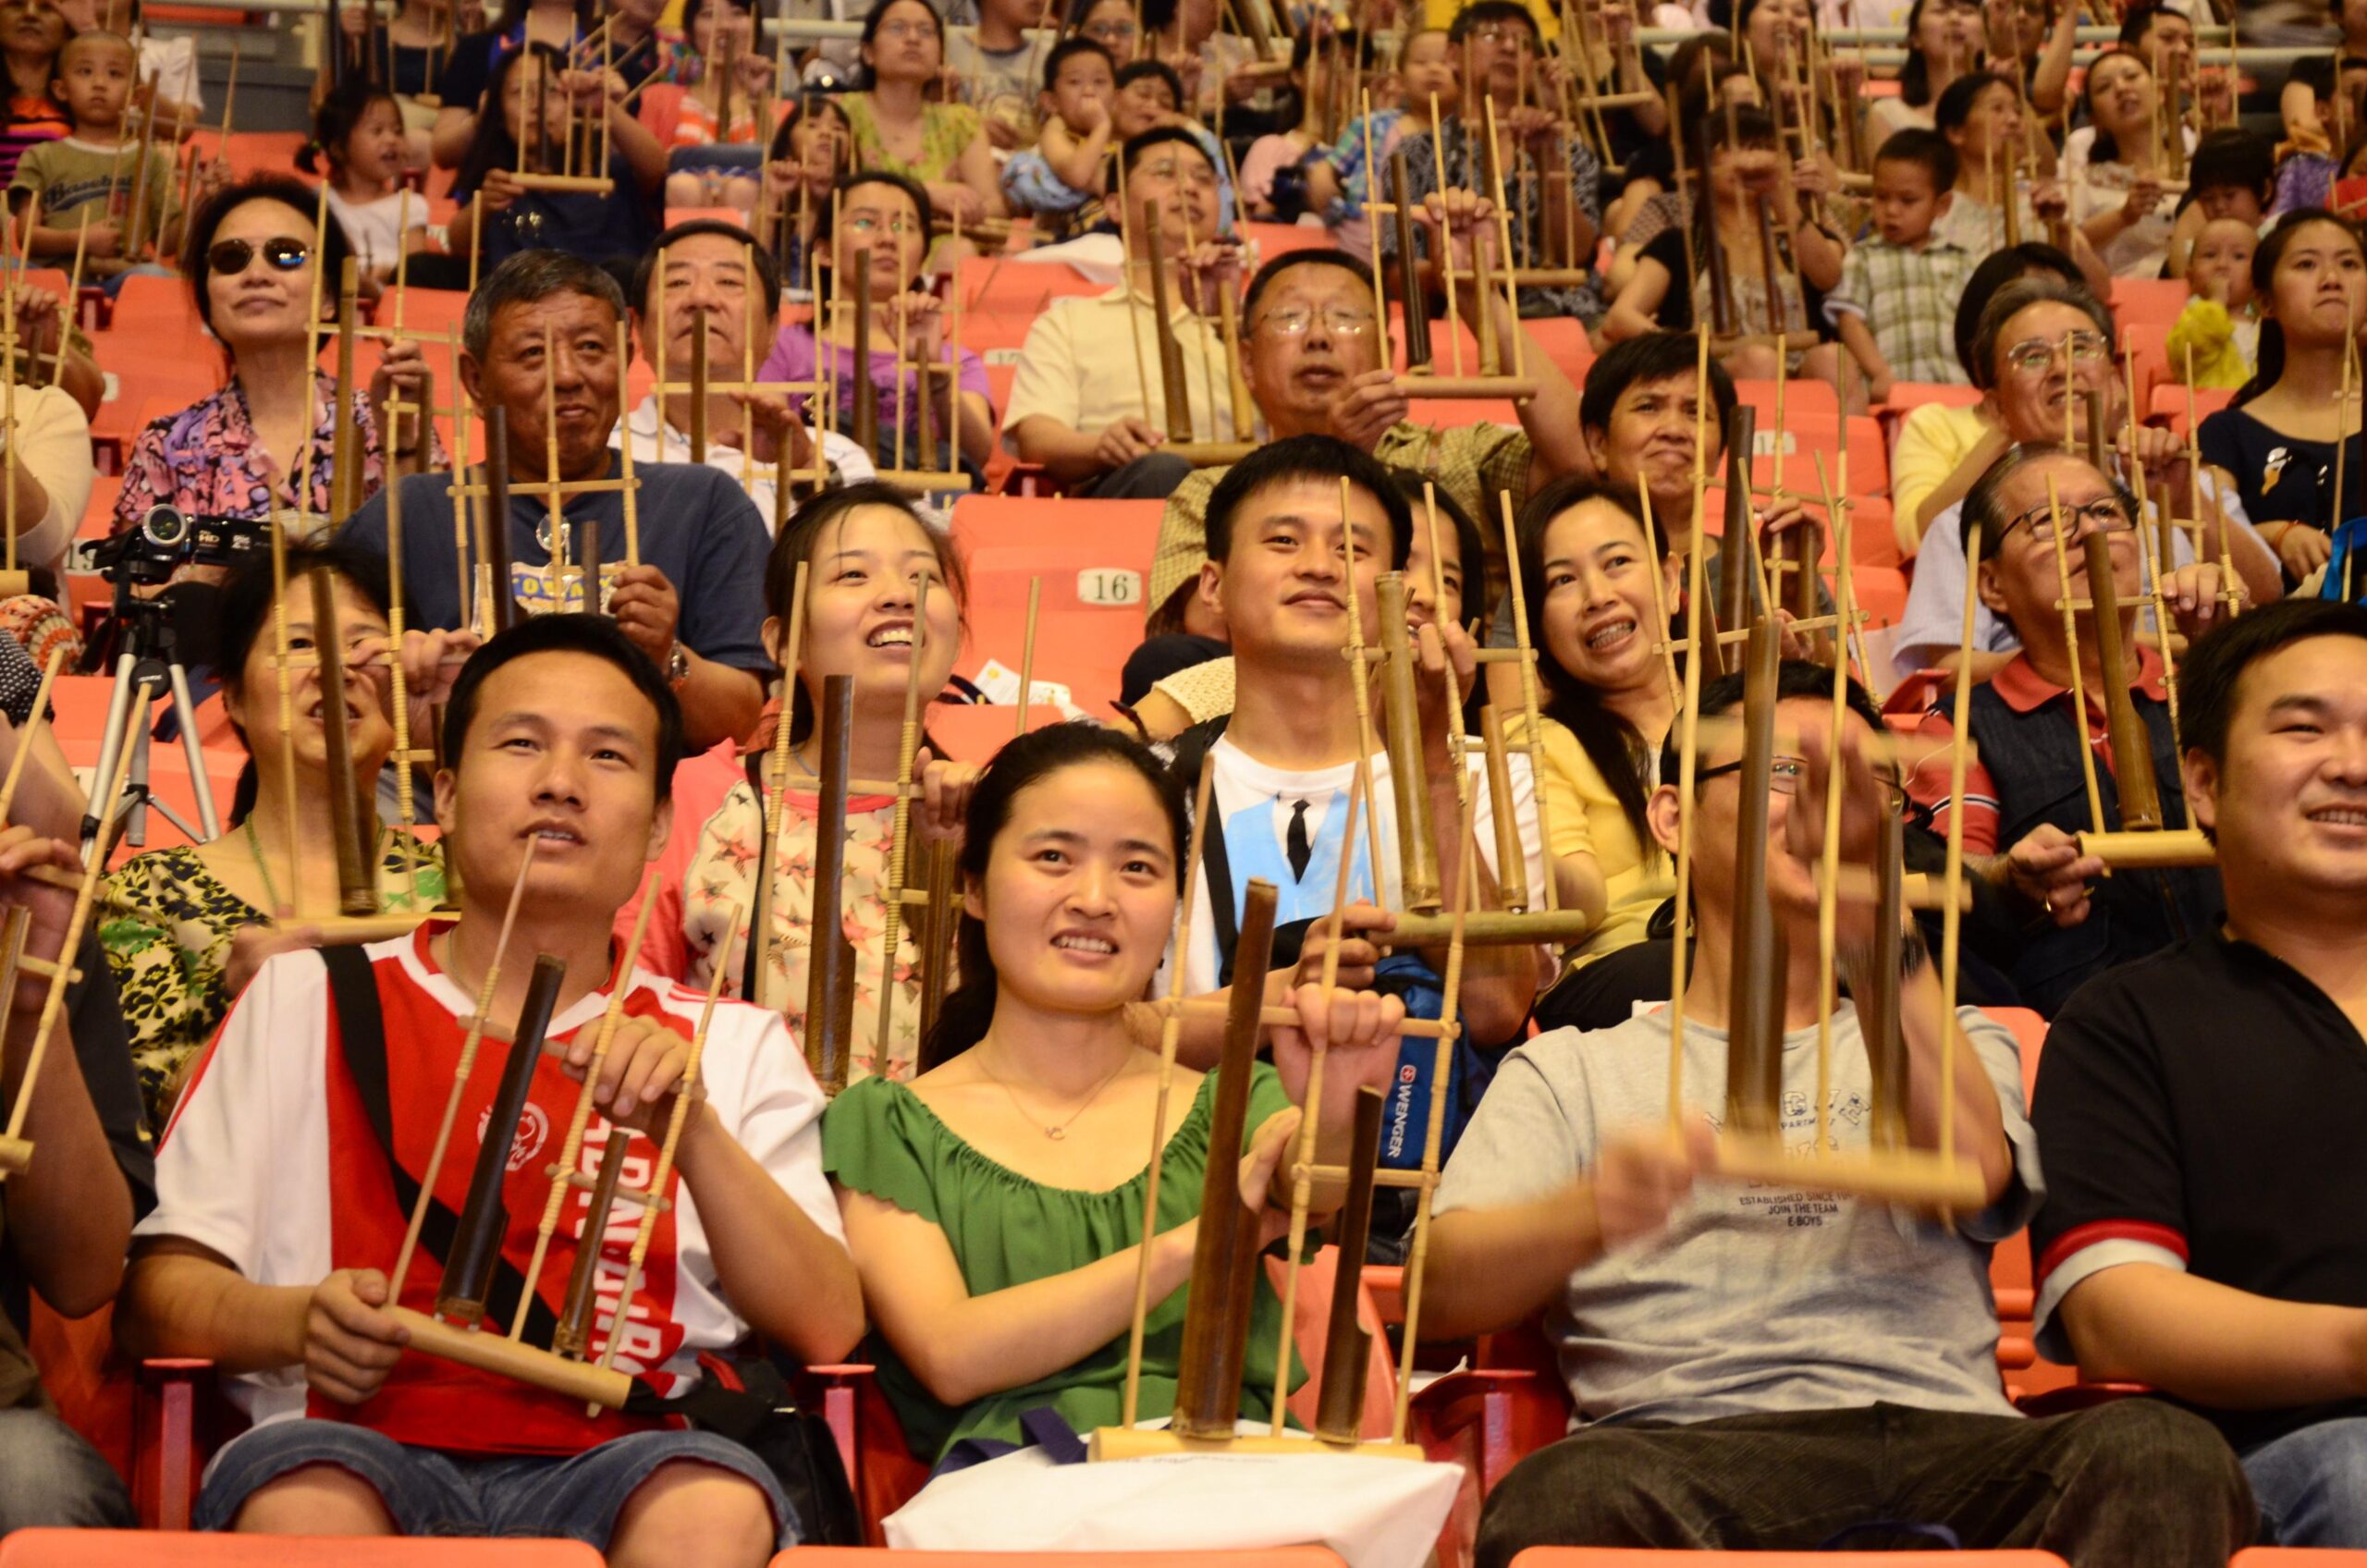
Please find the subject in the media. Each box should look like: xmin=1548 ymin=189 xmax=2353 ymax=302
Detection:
xmin=1425 ymin=657 xmax=2251 ymax=1566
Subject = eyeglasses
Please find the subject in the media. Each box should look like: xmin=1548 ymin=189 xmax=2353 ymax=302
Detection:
xmin=843 ymin=211 xmax=919 ymax=234
xmin=1134 ymin=157 xmax=1219 ymax=188
xmin=207 ymin=236 xmax=310 ymax=276
xmin=1697 ymin=754 xmax=1912 ymax=811
xmin=873 ymin=18 xmax=934 ymax=38
xmin=1466 ymin=22 xmax=1536 ymax=48
xmin=2000 ymin=494 xmax=2137 ymax=543
xmin=2002 ymin=330 xmax=2111 ymax=375
xmin=1084 ymin=18 xmax=1136 ymax=39
xmin=1257 ymin=304 xmax=1377 ymax=336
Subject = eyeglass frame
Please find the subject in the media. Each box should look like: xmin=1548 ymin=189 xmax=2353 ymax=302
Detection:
xmin=1253 ymin=303 xmax=1379 ymax=337
xmin=2000 ymin=329 xmax=2113 ymax=377
xmin=1997 ymin=492 xmax=2138 ymax=544
xmin=1695 ymin=753 xmax=1913 ymax=813
xmin=206 ymin=236 xmax=313 ymax=277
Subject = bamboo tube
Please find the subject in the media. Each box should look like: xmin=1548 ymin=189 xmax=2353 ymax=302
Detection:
xmin=2045 ymin=474 xmax=2111 ymax=839
xmin=1143 ymin=197 xmax=1194 ymax=442
xmin=436 ymin=952 xmax=568 ymax=1322
xmin=1014 ymin=577 xmax=1040 ymax=737
xmin=1311 ymin=1084 xmax=1384 ymax=1441
xmin=306 ymin=567 xmax=376 ymax=916
xmin=752 ymin=562 xmax=809 ymax=1011
xmin=1375 ymin=574 xmax=1440 ymax=913
xmin=1723 ymin=620 xmax=1787 ymax=1139
xmin=2082 ymin=531 xmax=2163 ymax=830
xmin=869 ymin=578 xmax=930 ymax=1079
xmin=803 ymin=675 xmax=857 ymax=1092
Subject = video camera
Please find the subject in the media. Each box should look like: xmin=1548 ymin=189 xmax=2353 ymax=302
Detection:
xmin=82 ymin=507 xmax=274 ymax=589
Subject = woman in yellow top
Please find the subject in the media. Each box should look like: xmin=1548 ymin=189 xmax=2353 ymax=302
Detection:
xmin=1505 ymin=475 xmax=1682 ymax=1035
xmin=842 ymin=0 xmax=1004 ymax=252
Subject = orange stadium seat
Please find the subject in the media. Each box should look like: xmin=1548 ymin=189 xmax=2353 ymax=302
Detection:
xmin=779 ymin=1552 xmax=1348 ymax=1568
xmin=2150 ymin=382 xmax=2235 ymax=438
xmin=1242 ymin=221 xmax=1339 ymax=262
xmin=1509 ymin=1554 xmax=2066 ymax=1566
xmin=2109 ymin=276 xmax=2188 ymax=327
xmin=0 ymin=1533 xmax=604 ymax=1565
xmin=2235 ymin=1553 xmax=2367 ymax=1563
xmin=962 ymin=544 xmax=1155 ymax=719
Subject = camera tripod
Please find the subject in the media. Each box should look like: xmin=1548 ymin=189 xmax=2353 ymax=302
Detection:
xmin=79 ymin=587 xmax=218 ymax=856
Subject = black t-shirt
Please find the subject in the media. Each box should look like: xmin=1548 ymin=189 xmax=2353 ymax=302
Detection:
xmin=1639 ymin=227 xmax=1694 ymax=331
xmin=437 ymin=26 xmax=512 ymax=116
xmin=2030 ymin=931 xmax=2367 ymax=1451
xmin=2198 ymin=405 xmax=2361 ymax=541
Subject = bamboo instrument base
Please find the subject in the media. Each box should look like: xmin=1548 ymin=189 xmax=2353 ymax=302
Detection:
xmin=1087 ymin=1427 xmax=1424 ymax=1463
xmin=1395 ymin=375 xmax=1539 ymax=399
xmin=1385 ymin=908 xmax=1596 ymax=946
xmin=1163 ymin=443 xmax=1261 ymax=467
xmin=0 ymin=1133 xmax=30 ymax=1174
xmin=872 ymin=470 xmax=975 ymax=494
xmin=2076 ymin=827 xmax=2215 ymax=868
xmin=1712 ymin=1135 xmax=1990 ymax=1209
xmin=282 ymin=912 xmax=454 ymax=943
xmin=511 ymin=174 xmax=614 ymax=194
xmin=386 ymin=1306 xmax=635 ymax=1409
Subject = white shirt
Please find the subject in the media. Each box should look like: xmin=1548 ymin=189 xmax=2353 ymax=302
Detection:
xmin=2066 ymin=122 xmax=2199 ymax=279
xmin=1163 ymin=733 xmax=1547 ymax=998
xmin=325 ymin=188 xmax=414 ymax=276
xmin=613 ymin=394 xmax=876 ymax=534
xmin=1000 ymin=288 xmax=1241 ymax=456
xmin=139 ymin=34 xmax=200 ymax=114
xmin=4 ymin=384 xmax=91 ymax=582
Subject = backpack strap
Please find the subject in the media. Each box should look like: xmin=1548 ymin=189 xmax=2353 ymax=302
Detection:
xmin=320 ymin=944 xmax=561 ymax=1346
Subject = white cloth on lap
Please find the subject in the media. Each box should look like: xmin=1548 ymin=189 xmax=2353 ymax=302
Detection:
xmin=885 ymin=1436 xmax=1458 ymax=1568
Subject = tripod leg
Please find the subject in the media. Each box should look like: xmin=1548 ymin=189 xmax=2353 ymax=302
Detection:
xmin=80 ymin=653 xmax=141 ymax=850
xmin=121 ymin=695 xmax=156 ymax=851
xmin=167 ymin=661 xmax=218 ymax=840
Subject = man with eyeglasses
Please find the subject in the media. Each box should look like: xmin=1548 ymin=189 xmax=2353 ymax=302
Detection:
xmin=1003 ymin=125 xmax=1239 ymax=499
xmin=1380 ymin=0 xmax=1604 ymax=322
xmin=1145 ymin=221 xmax=1591 ymax=627
xmin=1904 ymin=444 xmax=2229 ymax=1016
xmin=617 ymin=220 xmax=875 ymax=531
xmin=1422 ymin=652 xmax=2252 ymax=1564
xmin=1890 ymin=276 xmax=2281 ymax=683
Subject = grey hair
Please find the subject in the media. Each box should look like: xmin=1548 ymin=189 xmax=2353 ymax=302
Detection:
xmin=1959 ymin=442 xmax=2141 ymax=565
xmin=461 ymin=250 xmax=628 ymax=362
xmin=1968 ymin=276 xmax=2115 ymax=391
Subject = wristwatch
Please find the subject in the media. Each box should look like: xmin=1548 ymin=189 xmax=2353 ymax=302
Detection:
xmin=666 ymin=643 xmax=691 ymax=688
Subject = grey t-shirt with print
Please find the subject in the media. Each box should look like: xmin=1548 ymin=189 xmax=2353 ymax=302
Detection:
xmin=1431 ymin=1003 xmax=2043 ymax=1427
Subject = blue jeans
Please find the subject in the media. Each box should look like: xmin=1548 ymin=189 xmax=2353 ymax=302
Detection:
xmin=0 ymin=1405 xmax=133 ymax=1532
xmin=193 ymin=1418 xmax=796 ymax=1549
xmin=2245 ymin=1415 xmax=2367 ymax=1547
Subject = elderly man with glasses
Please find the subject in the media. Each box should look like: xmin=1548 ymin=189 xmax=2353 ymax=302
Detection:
xmin=1890 ymin=276 xmax=2282 ymax=682
xmin=1145 ymin=208 xmax=1591 ymax=629
xmin=1903 ymin=442 xmax=2232 ymax=1016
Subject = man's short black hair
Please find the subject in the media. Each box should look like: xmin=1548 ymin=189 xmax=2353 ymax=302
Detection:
xmin=1448 ymin=0 xmax=1539 ymax=42
xmin=632 ymin=219 xmax=782 ymax=316
xmin=1042 ymin=35 xmax=1114 ymax=92
xmin=2188 ymin=127 xmax=2275 ymax=200
xmin=1121 ymin=123 xmax=1211 ymax=178
xmin=1579 ymin=332 xmax=1738 ymax=447
xmin=1115 ymin=56 xmax=1185 ymax=104
xmin=442 ymin=614 xmax=686 ymax=795
xmin=1876 ymin=127 xmax=1959 ymax=192
xmin=2117 ymin=0 xmax=2189 ymax=48
xmin=2179 ymin=597 xmax=2367 ymax=766
xmin=1202 ymin=434 xmax=1414 ymax=574
xmin=1659 ymin=656 xmax=1886 ymax=784
xmin=1240 ymin=247 xmax=1375 ymax=325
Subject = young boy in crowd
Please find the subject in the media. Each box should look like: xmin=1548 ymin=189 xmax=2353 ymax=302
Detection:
xmin=1828 ymin=129 xmax=1980 ymax=401
xmin=10 ymin=31 xmax=211 ymax=284
xmin=1000 ymin=39 xmax=1115 ymax=233
xmin=2167 ymin=129 xmax=2274 ymax=276
xmin=2170 ymin=214 xmax=2260 ymax=388
xmin=945 ymin=0 xmax=1042 ymax=150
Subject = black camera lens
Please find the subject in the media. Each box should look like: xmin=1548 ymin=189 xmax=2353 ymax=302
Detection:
xmin=141 ymin=506 xmax=191 ymax=551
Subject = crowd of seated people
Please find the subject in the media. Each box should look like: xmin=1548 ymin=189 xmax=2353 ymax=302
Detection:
xmin=2 ymin=0 xmax=2367 ymax=1562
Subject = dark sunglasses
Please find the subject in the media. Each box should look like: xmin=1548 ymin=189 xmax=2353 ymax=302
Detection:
xmin=206 ymin=236 xmax=311 ymax=276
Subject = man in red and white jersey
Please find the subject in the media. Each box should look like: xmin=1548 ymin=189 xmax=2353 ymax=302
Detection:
xmin=117 ymin=614 xmax=865 ymax=1564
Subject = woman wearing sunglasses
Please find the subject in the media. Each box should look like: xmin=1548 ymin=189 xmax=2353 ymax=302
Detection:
xmin=113 ymin=175 xmax=439 ymax=541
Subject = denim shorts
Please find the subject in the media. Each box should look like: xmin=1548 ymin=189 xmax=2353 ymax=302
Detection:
xmin=193 ymin=1418 xmax=797 ymax=1549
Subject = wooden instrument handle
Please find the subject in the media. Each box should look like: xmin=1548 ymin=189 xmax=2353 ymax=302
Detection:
xmin=435 ymin=952 xmax=566 ymax=1321
xmin=1723 ymin=621 xmax=1787 ymax=1137
xmin=1170 ymin=877 xmax=1280 ymax=1440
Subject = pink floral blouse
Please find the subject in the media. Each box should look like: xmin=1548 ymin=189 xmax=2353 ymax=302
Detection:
xmin=113 ymin=372 xmax=435 ymax=530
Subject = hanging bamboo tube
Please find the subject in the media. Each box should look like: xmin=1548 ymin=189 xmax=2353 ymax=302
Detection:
xmin=1723 ymin=619 xmax=1787 ymax=1138
xmin=803 ymin=674 xmax=857 ymax=1093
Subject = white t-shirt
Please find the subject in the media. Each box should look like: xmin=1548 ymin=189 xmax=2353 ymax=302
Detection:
xmin=325 ymin=187 xmax=414 ymax=276
xmin=2065 ymin=122 xmax=2199 ymax=279
xmin=5 ymin=383 xmax=92 ymax=581
xmin=613 ymin=395 xmax=880 ymax=536
xmin=139 ymin=34 xmax=200 ymax=114
xmin=1166 ymin=732 xmax=1547 ymax=997
xmin=137 ymin=925 xmax=844 ymax=1442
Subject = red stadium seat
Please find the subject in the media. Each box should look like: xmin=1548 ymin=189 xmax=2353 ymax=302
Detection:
xmin=1509 ymin=1554 xmax=2067 ymax=1566
xmin=2109 ymin=277 xmax=2189 ymax=326
xmin=780 ymin=1553 xmax=1346 ymax=1568
xmin=0 ymin=1535 xmax=604 ymax=1565
xmin=2234 ymin=1553 xmax=2367 ymax=1563
xmin=962 ymin=544 xmax=1159 ymax=719
xmin=1243 ymin=221 xmax=1340 ymax=261
xmin=1733 ymin=376 xmax=1841 ymax=423
xmin=2150 ymin=382 xmax=2235 ymax=438
xmin=1881 ymin=383 xmax=1982 ymax=416
xmin=1523 ymin=317 xmax=1593 ymax=387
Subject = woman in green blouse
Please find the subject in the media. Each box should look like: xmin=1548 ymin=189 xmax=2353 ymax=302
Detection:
xmin=824 ymin=723 xmax=1404 ymax=1466
xmin=99 ymin=543 xmax=450 ymax=1125
xmin=841 ymin=0 xmax=1004 ymax=249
